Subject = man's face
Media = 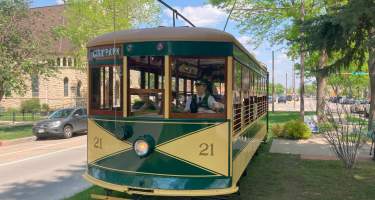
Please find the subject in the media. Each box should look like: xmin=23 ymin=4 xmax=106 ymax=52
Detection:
xmin=196 ymin=84 xmax=207 ymax=95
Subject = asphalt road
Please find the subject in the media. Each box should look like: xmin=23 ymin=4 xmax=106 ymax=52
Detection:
xmin=0 ymin=135 xmax=91 ymax=200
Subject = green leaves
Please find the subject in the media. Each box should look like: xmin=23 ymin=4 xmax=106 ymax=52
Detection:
xmin=0 ymin=0 xmax=56 ymax=101
xmin=56 ymin=0 xmax=160 ymax=69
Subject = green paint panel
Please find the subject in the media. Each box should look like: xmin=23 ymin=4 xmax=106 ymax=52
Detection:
xmin=89 ymin=59 xmax=123 ymax=66
xmin=95 ymin=150 xmax=215 ymax=176
xmin=88 ymin=164 xmax=231 ymax=190
xmin=123 ymin=41 xmax=233 ymax=56
xmin=94 ymin=119 xmax=217 ymax=145
xmin=232 ymin=116 xmax=267 ymax=159
xmin=233 ymin=45 xmax=266 ymax=75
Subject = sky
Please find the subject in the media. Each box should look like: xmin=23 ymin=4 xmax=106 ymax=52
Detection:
xmin=31 ymin=0 xmax=301 ymax=88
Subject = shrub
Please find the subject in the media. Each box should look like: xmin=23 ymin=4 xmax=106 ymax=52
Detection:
xmin=20 ymin=99 xmax=41 ymax=113
xmin=6 ymin=107 xmax=18 ymax=113
xmin=283 ymin=120 xmax=312 ymax=139
xmin=271 ymin=124 xmax=284 ymax=137
xmin=41 ymin=103 xmax=50 ymax=113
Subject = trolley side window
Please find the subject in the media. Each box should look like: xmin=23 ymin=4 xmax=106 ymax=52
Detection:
xmin=128 ymin=56 xmax=164 ymax=117
xmin=170 ymin=57 xmax=226 ymax=118
xmin=90 ymin=65 xmax=123 ymax=115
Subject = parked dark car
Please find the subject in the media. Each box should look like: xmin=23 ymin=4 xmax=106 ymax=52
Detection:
xmin=32 ymin=108 xmax=87 ymax=139
xmin=278 ymin=96 xmax=287 ymax=103
xmin=286 ymin=95 xmax=293 ymax=101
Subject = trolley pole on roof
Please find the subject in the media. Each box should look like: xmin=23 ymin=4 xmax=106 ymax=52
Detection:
xmin=157 ymin=0 xmax=196 ymax=27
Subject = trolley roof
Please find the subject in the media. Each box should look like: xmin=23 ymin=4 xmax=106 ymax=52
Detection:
xmin=87 ymin=27 xmax=267 ymax=71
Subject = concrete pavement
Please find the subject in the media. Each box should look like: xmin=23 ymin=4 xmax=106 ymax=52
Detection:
xmin=0 ymin=135 xmax=91 ymax=200
xmin=270 ymin=135 xmax=373 ymax=160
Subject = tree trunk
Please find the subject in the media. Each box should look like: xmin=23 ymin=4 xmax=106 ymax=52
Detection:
xmin=0 ymin=83 xmax=4 ymax=103
xmin=300 ymin=0 xmax=305 ymax=121
xmin=316 ymin=50 xmax=328 ymax=122
xmin=368 ymin=28 xmax=375 ymax=160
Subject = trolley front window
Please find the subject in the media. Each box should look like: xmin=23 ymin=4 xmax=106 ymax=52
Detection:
xmin=127 ymin=56 xmax=164 ymax=117
xmin=90 ymin=65 xmax=123 ymax=115
xmin=170 ymin=57 xmax=226 ymax=119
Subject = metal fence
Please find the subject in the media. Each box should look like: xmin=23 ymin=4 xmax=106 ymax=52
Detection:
xmin=0 ymin=111 xmax=48 ymax=122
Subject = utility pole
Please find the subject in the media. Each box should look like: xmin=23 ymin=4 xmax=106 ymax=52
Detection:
xmin=285 ymin=72 xmax=288 ymax=96
xmin=300 ymin=0 xmax=305 ymax=121
xmin=293 ymin=64 xmax=295 ymax=109
xmin=272 ymin=51 xmax=275 ymax=112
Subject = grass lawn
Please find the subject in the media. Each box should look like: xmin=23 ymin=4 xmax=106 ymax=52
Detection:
xmin=0 ymin=125 xmax=34 ymax=140
xmin=66 ymin=111 xmax=375 ymax=200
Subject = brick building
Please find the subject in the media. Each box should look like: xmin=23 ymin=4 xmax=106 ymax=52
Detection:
xmin=0 ymin=5 xmax=87 ymax=110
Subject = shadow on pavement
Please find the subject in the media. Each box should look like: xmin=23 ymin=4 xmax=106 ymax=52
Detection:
xmin=0 ymin=164 xmax=91 ymax=200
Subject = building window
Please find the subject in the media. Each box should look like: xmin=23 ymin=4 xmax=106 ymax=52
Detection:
xmin=57 ymin=58 xmax=61 ymax=67
xmin=63 ymin=57 xmax=67 ymax=67
xmin=31 ymin=75 xmax=39 ymax=97
xmin=68 ymin=58 xmax=72 ymax=67
xmin=64 ymin=77 xmax=69 ymax=97
xmin=77 ymin=80 xmax=82 ymax=97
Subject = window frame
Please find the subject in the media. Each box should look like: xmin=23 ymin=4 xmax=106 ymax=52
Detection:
xmin=126 ymin=56 xmax=165 ymax=117
xmin=169 ymin=56 xmax=227 ymax=119
xmin=89 ymin=64 xmax=123 ymax=116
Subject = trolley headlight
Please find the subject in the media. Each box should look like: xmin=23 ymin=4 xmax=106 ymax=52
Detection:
xmin=133 ymin=135 xmax=155 ymax=157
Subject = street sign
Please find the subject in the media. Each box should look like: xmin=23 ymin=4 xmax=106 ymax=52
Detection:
xmin=351 ymin=71 xmax=368 ymax=75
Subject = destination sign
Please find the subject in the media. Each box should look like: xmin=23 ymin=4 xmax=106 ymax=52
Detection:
xmin=90 ymin=47 xmax=120 ymax=59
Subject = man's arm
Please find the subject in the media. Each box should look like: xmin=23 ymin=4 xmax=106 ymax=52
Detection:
xmin=184 ymin=97 xmax=192 ymax=112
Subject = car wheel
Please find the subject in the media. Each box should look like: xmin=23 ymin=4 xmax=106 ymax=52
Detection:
xmin=63 ymin=125 xmax=73 ymax=139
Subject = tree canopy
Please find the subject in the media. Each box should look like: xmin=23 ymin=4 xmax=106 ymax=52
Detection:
xmin=55 ymin=0 xmax=160 ymax=68
xmin=0 ymin=0 xmax=55 ymax=102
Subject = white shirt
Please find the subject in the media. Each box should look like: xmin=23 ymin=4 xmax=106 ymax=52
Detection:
xmin=184 ymin=94 xmax=218 ymax=113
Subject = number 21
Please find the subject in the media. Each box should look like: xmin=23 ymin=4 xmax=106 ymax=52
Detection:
xmin=199 ymin=143 xmax=214 ymax=156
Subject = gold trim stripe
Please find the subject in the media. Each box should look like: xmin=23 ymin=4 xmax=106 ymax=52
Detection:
xmin=89 ymin=163 xmax=220 ymax=178
xmin=83 ymin=173 xmax=238 ymax=197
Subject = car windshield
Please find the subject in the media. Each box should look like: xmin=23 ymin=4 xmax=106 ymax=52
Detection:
xmin=49 ymin=109 xmax=74 ymax=119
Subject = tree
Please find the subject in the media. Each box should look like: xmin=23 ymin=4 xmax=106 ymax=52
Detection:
xmin=269 ymin=83 xmax=285 ymax=96
xmin=55 ymin=0 xmax=160 ymax=69
xmin=0 ymin=0 xmax=55 ymax=103
xmin=302 ymin=0 xmax=374 ymax=125
xmin=210 ymin=0 xmax=331 ymax=121
xmin=305 ymin=83 xmax=317 ymax=97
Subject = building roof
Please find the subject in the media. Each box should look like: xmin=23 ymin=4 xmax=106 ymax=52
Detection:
xmin=87 ymin=26 xmax=266 ymax=70
xmin=29 ymin=5 xmax=74 ymax=55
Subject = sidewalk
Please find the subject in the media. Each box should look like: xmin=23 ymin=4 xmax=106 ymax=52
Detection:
xmin=270 ymin=135 xmax=373 ymax=161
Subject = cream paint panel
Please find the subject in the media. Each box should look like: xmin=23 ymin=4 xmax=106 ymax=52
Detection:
xmin=164 ymin=55 xmax=170 ymax=118
xmin=157 ymin=123 xmax=229 ymax=176
xmin=88 ymin=119 xmax=132 ymax=163
xmin=123 ymin=56 xmax=128 ymax=117
xmin=232 ymin=125 xmax=266 ymax=184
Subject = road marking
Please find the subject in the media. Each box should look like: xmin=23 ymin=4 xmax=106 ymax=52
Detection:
xmin=0 ymin=137 xmax=85 ymax=157
xmin=0 ymin=145 xmax=86 ymax=167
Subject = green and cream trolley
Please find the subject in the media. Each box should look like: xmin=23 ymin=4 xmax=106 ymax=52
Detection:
xmin=84 ymin=27 xmax=269 ymax=197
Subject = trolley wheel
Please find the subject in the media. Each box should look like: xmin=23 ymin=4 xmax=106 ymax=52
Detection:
xmin=63 ymin=125 xmax=73 ymax=139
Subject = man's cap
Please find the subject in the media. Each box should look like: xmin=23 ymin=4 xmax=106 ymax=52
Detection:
xmin=195 ymin=80 xmax=209 ymax=86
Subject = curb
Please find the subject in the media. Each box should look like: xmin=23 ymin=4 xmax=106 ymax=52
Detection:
xmin=0 ymin=136 xmax=36 ymax=147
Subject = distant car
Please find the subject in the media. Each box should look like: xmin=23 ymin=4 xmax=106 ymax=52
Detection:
xmin=331 ymin=96 xmax=342 ymax=103
xmin=278 ymin=96 xmax=287 ymax=103
xmin=286 ymin=95 xmax=293 ymax=101
xmin=32 ymin=108 xmax=87 ymax=139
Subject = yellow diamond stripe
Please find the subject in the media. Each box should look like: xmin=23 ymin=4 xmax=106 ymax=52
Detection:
xmin=157 ymin=122 xmax=229 ymax=176
xmin=88 ymin=119 xmax=132 ymax=163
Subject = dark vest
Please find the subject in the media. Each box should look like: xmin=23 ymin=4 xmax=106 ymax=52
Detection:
xmin=190 ymin=94 xmax=210 ymax=113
